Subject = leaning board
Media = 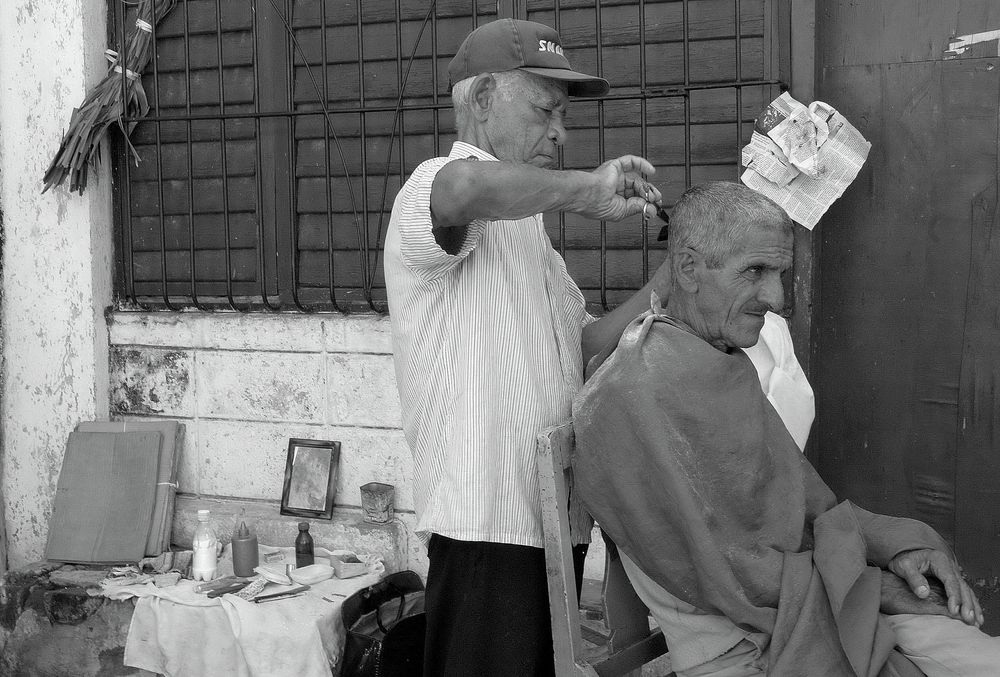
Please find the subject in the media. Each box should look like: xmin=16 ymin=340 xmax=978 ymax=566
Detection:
xmin=76 ymin=421 xmax=184 ymax=555
xmin=45 ymin=430 xmax=160 ymax=563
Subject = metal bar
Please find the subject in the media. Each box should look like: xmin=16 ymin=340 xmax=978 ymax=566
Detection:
xmin=596 ymin=0 xmax=607 ymax=310
xmin=149 ymin=1 xmax=180 ymax=310
xmin=256 ymin=0 xmax=293 ymax=309
xmin=395 ymin=0 xmax=404 ymax=182
xmin=123 ymin=81 xmax=784 ymax=124
xmin=118 ymin=1 xmax=142 ymax=308
xmin=159 ymin=26 xmax=765 ymax=61
xmin=111 ymin=142 xmax=128 ymax=304
xmin=250 ymin=0 xmax=280 ymax=311
xmin=320 ymin=0 xmax=342 ymax=310
xmin=215 ymin=0 xmax=238 ymax=309
xmin=555 ymin=1 xmax=566 ymax=258
xmin=356 ymin=0 xmax=372 ymax=296
xmin=431 ymin=4 xmax=440 ymax=157
xmin=382 ymin=0 xmax=405 ymax=307
xmin=286 ymin=0 xmax=307 ymax=311
xmin=639 ymin=0 xmax=649 ymax=283
xmin=182 ymin=0 xmax=206 ymax=310
xmin=638 ymin=79 xmax=784 ymax=94
xmin=735 ymin=0 xmax=744 ymax=175
xmin=682 ymin=0 xmax=692 ymax=189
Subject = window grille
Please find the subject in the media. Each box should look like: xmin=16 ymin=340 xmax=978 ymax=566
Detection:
xmin=112 ymin=0 xmax=786 ymax=312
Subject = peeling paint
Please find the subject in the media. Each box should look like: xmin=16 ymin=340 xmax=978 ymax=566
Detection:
xmin=945 ymin=29 xmax=1000 ymax=58
xmin=1 ymin=0 xmax=116 ymax=566
xmin=109 ymin=347 xmax=192 ymax=415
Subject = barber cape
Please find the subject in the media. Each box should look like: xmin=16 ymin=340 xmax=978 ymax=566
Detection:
xmin=573 ymin=307 xmax=951 ymax=677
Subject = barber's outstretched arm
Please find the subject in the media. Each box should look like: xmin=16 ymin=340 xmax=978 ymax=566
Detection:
xmin=887 ymin=548 xmax=983 ymax=626
xmin=430 ymin=155 xmax=661 ymax=228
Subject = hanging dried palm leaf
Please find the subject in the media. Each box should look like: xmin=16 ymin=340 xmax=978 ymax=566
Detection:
xmin=42 ymin=0 xmax=177 ymax=194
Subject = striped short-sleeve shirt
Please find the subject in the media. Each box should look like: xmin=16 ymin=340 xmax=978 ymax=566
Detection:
xmin=384 ymin=142 xmax=590 ymax=548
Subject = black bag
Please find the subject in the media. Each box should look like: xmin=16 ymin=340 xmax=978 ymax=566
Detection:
xmin=340 ymin=570 xmax=426 ymax=677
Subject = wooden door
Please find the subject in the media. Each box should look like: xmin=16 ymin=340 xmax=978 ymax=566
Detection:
xmin=814 ymin=1 xmax=1000 ymax=631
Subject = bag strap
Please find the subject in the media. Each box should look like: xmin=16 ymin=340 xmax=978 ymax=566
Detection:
xmin=374 ymin=584 xmax=407 ymax=634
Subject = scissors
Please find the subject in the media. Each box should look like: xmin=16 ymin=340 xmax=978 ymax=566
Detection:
xmin=641 ymin=186 xmax=670 ymax=241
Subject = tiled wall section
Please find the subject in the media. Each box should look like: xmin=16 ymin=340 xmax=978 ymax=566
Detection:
xmin=107 ymin=311 xmax=427 ymax=575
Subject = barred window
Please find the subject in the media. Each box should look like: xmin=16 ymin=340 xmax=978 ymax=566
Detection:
xmin=113 ymin=0 xmax=787 ymax=311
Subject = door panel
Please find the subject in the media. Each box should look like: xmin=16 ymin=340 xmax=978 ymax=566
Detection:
xmin=816 ymin=56 xmax=1000 ymax=630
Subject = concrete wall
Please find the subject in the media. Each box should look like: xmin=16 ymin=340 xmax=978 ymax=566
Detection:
xmin=0 ymin=0 xmax=114 ymax=569
xmin=108 ymin=311 xmax=430 ymax=576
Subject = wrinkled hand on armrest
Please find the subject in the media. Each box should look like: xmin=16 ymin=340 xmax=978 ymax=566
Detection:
xmin=879 ymin=570 xmax=950 ymax=617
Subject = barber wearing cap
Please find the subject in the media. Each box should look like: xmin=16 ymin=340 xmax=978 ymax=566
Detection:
xmin=384 ymin=18 xmax=670 ymax=677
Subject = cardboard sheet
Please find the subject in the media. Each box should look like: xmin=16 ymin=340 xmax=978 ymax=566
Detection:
xmin=45 ymin=430 xmax=160 ymax=563
xmin=77 ymin=420 xmax=184 ymax=555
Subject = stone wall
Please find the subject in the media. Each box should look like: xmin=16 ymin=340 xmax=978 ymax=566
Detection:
xmin=107 ymin=311 xmax=428 ymax=576
xmin=0 ymin=0 xmax=114 ymax=570
xmin=0 ymin=562 xmax=150 ymax=677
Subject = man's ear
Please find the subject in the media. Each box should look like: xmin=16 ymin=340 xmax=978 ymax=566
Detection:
xmin=672 ymin=248 xmax=700 ymax=293
xmin=470 ymin=74 xmax=496 ymax=122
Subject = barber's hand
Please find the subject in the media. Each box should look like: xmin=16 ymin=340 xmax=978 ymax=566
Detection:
xmin=887 ymin=548 xmax=983 ymax=626
xmin=583 ymin=155 xmax=663 ymax=222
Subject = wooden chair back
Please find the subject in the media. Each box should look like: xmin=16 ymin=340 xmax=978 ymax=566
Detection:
xmin=536 ymin=422 xmax=671 ymax=677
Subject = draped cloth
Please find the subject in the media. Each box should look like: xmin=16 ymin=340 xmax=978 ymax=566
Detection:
xmin=572 ymin=309 xmax=950 ymax=676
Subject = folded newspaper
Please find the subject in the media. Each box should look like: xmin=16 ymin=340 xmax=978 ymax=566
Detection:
xmin=741 ymin=92 xmax=871 ymax=230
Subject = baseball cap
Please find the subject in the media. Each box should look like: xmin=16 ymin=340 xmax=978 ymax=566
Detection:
xmin=448 ymin=19 xmax=610 ymax=97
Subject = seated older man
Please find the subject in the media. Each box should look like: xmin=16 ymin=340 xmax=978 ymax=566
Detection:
xmin=573 ymin=182 xmax=999 ymax=677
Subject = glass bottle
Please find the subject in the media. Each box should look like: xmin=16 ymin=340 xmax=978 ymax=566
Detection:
xmin=191 ymin=509 xmax=218 ymax=581
xmin=295 ymin=521 xmax=314 ymax=568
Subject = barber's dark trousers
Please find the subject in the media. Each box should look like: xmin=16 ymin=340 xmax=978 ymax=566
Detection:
xmin=423 ymin=534 xmax=588 ymax=677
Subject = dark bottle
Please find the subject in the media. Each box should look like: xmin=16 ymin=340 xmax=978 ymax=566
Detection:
xmin=295 ymin=521 xmax=314 ymax=568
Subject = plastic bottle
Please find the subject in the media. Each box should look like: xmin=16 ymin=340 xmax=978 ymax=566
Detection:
xmin=231 ymin=518 xmax=259 ymax=578
xmin=295 ymin=521 xmax=314 ymax=568
xmin=191 ymin=509 xmax=218 ymax=581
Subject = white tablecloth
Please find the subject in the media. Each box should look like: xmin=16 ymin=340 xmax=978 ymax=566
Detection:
xmin=105 ymin=547 xmax=382 ymax=677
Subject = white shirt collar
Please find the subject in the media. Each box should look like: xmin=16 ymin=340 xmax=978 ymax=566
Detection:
xmin=449 ymin=141 xmax=499 ymax=162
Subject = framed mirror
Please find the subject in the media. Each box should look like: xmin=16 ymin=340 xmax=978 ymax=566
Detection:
xmin=280 ymin=438 xmax=340 ymax=519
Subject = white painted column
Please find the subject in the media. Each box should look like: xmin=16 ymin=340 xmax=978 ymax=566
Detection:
xmin=0 ymin=0 xmax=114 ymax=567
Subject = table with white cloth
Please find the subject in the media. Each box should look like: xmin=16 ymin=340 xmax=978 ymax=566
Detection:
xmin=103 ymin=547 xmax=383 ymax=677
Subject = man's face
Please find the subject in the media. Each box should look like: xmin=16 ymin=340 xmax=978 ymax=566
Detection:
xmin=485 ymin=73 xmax=569 ymax=168
xmin=691 ymin=226 xmax=793 ymax=350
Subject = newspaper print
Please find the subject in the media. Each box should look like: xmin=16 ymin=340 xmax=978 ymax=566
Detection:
xmin=741 ymin=92 xmax=871 ymax=230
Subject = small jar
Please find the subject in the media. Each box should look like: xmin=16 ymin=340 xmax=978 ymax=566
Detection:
xmin=295 ymin=522 xmax=314 ymax=568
